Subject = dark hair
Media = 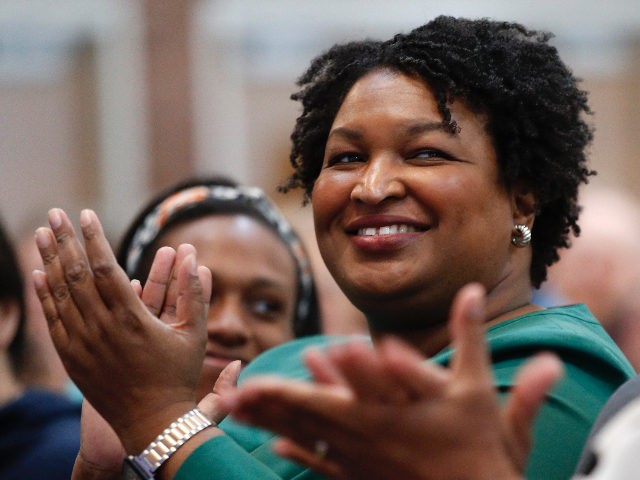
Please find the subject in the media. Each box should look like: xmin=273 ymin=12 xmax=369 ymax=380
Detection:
xmin=281 ymin=15 xmax=594 ymax=287
xmin=0 ymin=218 xmax=26 ymax=374
xmin=117 ymin=175 xmax=321 ymax=337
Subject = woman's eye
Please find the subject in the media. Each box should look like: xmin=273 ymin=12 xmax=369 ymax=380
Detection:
xmin=250 ymin=299 xmax=283 ymax=318
xmin=408 ymin=149 xmax=453 ymax=164
xmin=413 ymin=149 xmax=449 ymax=159
xmin=327 ymin=152 xmax=365 ymax=166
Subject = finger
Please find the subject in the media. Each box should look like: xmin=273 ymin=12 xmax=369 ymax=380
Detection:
xmin=304 ymin=348 xmax=348 ymax=386
xmin=272 ymin=438 xmax=345 ymax=479
xmin=448 ymin=283 xmax=492 ymax=385
xmin=228 ymin=377 xmax=350 ymax=436
xmin=504 ymin=352 xmax=564 ymax=452
xmin=174 ymin=253 xmax=209 ymax=333
xmin=377 ymin=336 xmax=449 ymax=399
xmin=197 ymin=265 xmax=212 ymax=306
xmin=32 ymin=267 xmax=69 ymax=345
xmin=212 ymin=360 xmax=242 ymax=397
xmin=140 ymin=246 xmax=176 ymax=317
xmin=78 ymin=209 xmax=141 ymax=311
xmin=162 ymin=244 xmax=196 ymax=322
xmin=35 ymin=213 xmax=99 ymax=327
xmin=198 ymin=360 xmax=242 ymax=422
xmin=131 ymin=279 xmax=142 ymax=298
xmin=328 ymin=342 xmax=405 ymax=402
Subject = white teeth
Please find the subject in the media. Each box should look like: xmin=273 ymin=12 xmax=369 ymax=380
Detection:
xmin=357 ymin=224 xmax=416 ymax=236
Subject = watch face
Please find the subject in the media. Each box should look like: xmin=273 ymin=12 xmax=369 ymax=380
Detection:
xmin=122 ymin=457 xmax=154 ymax=480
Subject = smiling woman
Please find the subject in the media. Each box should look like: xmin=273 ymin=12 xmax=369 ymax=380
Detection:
xmin=312 ymin=70 xmax=518 ymax=334
xmin=33 ymin=15 xmax=634 ymax=480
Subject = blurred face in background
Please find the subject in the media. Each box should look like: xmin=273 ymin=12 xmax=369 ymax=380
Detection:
xmin=156 ymin=214 xmax=297 ymax=401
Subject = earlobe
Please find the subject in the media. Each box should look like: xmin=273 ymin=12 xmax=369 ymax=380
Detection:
xmin=0 ymin=300 xmax=21 ymax=351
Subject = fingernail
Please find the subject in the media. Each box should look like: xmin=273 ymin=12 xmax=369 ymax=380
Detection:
xmin=32 ymin=269 xmax=45 ymax=289
xmin=80 ymin=209 xmax=92 ymax=228
xmin=35 ymin=228 xmax=50 ymax=249
xmin=48 ymin=209 xmax=62 ymax=229
xmin=467 ymin=286 xmax=485 ymax=321
xmin=189 ymin=255 xmax=197 ymax=276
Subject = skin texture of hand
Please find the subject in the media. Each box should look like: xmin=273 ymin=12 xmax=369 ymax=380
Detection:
xmin=223 ymin=283 xmax=564 ymax=480
xmin=32 ymin=208 xmax=212 ymax=454
xmin=72 ymin=399 xmax=125 ymax=480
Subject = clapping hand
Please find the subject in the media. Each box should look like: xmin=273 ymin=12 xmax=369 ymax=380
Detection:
xmin=32 ymin=208 xmax=212 ymax=454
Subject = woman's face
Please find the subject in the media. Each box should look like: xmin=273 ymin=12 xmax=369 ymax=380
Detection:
xmin=312 ymin=69 xmax=518 ymax=323
xmin=156 ymin=214 xmax=297 ymax=401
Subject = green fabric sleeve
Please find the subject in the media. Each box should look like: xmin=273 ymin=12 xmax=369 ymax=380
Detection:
xmin=174 ymin=435 xmax=283 ymax=480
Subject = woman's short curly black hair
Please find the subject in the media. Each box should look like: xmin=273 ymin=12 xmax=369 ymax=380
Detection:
xmin=281 ymin=15 xmax=595 ymax=288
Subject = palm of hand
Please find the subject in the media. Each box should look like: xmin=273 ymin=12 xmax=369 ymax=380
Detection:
xmin=33 ymin=209 xmax=211 ymax=453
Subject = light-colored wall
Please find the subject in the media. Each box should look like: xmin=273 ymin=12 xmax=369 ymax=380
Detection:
xmin=2 ymin=0 xmax=640 ymax=240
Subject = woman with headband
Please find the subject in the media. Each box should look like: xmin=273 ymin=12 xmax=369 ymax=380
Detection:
xmin=119 ymin=176 xmax=320 ymax=400
xmin=72 ymin=175 xmax=322 ymax=478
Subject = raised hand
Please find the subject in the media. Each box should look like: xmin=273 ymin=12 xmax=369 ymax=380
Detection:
xmin=223 ymin=283 xmax=564 ymax=480
xmin=32 ymin=208 xmax=212 ymax=454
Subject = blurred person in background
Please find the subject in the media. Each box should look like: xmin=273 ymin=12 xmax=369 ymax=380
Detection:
xmin=0 ymin=215 xmax=80 ymax=480
xmin=72 ymin=175 xmax=323 ymax=479
xmin=117 ymin=175 xmax=322 ymax=401
xmin=544 ymin=186 xmax=640 ymax=370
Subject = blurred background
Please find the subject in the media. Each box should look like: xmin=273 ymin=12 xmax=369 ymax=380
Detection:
xmin=2 ymin=0 xmax=639 ymax=236
xmin=3 ymin=0 xmax=640 ymax=344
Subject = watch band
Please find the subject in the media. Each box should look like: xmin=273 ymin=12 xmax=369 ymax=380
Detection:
xmin=126 ymin=408 xmax=213 ymax=477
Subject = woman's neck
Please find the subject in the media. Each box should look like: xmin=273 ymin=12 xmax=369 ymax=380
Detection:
xmin=367 ymin=287 xmax=541 ymax=358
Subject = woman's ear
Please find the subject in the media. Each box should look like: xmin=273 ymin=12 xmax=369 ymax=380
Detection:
xmin=511 ymin=182 xmax=537 ymax=227
xmin=0 ymin=300 xmax=21 ymax=351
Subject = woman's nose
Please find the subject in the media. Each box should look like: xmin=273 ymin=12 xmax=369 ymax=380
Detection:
xmin=350 ymin=157 xmax=406 ymax=204
xmin=207 ymin=299 xmax=250 ymax=345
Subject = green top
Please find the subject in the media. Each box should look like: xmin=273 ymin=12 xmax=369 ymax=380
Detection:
xmin=176 ymin=304 xmax=634 ymax=480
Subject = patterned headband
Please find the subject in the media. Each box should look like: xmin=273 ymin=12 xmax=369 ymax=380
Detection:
xmin=125 ymin=184 xmax=314 ymax=323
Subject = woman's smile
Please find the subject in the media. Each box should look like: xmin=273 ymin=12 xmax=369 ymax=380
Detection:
xmin=345 ymin=214 xmax=431 ymax=253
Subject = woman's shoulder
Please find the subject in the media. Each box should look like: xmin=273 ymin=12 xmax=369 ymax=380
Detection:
xmin=487 ymin=303 xmax=608 ymax=342
xmin=433 ymin=304 xmax=633 ymax=380
xmin=486 ymin=304 xmax=635 ymax=379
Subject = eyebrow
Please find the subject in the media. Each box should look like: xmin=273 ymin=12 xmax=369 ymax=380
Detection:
xmin=210 ymin=272 xmax=290 ymax=292
xmin=249 ymin=278 xmax=290 ymax=292
xmin=328 ymin=121 xmax=446 ymax=141
xmin=405 ymin=121 xmax=446 ymax=136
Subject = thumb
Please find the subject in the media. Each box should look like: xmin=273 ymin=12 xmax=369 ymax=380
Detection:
xmin=503 ymin=352 xmax=564 ymax=464
xmin=199 ymin=360 xmax=242 ymax=423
